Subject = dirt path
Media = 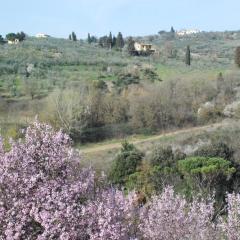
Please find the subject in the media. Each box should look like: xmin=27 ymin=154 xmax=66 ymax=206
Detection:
xmin=81 ymin=123 xmax=224 ymax=154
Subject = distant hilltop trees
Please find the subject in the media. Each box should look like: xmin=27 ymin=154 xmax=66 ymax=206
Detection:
xmin=69 ymin=32 xmax=77 ymax=41
xmin=98 ymin=32 xmax=125 ymax=50
xmin=67 ymin=31 xmax=125 ymax=50
xmin=0 ymin=31 xmax=26 ymax=44
xmin=6 ymin=32 xmax=26 ymax=42
xmin=87 ymin=33 xmax=97 ymax=44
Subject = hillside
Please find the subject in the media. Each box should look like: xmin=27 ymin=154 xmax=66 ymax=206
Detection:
xmin=0 ymin=31 xmax=240 ymax=143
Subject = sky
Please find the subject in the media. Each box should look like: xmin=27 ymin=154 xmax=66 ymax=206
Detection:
xmin=1 ymin=0 xmax=240 ymax=38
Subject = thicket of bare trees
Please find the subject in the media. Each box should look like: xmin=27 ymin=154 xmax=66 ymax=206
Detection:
xmin=40 ymin=70 xmax=235 ymax=143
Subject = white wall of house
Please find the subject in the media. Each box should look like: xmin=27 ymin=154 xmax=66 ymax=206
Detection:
xmin=8 ymin=39 xmax=19 ymax=44
xmin=36 ymin=33 xmax=49 ymax=38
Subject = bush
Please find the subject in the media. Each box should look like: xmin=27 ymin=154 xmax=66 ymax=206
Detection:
xmin=178 ymin=156 xmax=235 ymax=198
xmin=149 ymin=146 xmax=174 ymax=167
xmin=109 ymin=141 xmax=144 ymax=185
xmin=194 ymin=140 xmax=234 ymax=161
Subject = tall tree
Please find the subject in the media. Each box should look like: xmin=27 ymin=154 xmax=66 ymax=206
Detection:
xmin=16 ymin=31 xmax=26 ymax=41
xmin=116 ymin=32 xmax=125 ymax=49
xmin=127 ymin=37 xmax=135 ymax=56
xmin=112 ymin=36 xmax=116 ymax=47
xmin=235 ymin=46 xmax=240 ymax=68
xmin=0 ymin=35 xmax=4 ymax=44
xmin=185 ymin=45 xmax=191 ymax=66
xmin=91 ymin=36 xmax=97 ymax=43
xmin=107 ymin=32 xmax=113 ymax=49
xmin=99 ymin=36 xmax=108 ymax=48
xmin=6 ymin=33 xmax=17 ymax=41
xmin=87 ymin=33 xmax=91 ymax=44
xmin=170 ymin=26 xmax=175 ymax=39
xmin=69 ymin=34 xmax=72 ymax=40
xmin=71 ymin=32 xmax=77 ymax=41
xmin=217 ymin=72 xmax=224 ymax=91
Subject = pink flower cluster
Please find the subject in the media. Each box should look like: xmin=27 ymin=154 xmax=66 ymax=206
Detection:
xmin=0 ymin=120 xmax=239 ymax=239
xmin=139 ymin=187 xmax=217 ymax=240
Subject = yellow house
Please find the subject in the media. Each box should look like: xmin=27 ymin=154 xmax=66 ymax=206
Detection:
xmin=134 ymin=42 xmax=155 ymax=54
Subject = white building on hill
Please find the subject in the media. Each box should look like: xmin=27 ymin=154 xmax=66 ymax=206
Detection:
xmin=176 ymin=29 xmax=201 ymax=36
xmin=36 ymin=33 xmax=50 ymax=38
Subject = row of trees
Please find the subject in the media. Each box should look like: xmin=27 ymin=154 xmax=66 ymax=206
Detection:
xmin=6 ymin=32 xmax=26 ymax=42
xmin=98 ymin=32 xmax=125 ymax=49
xmin=69 ymin=31 xmax=77 ymax=41
xmin=0 ymin=32 xmax=26 ymax=43
xmin=68 ymin=31 xmax=125 ymax=49
xmin=1 ymin=120 xmax=240 ymax=239
xmin=87 ymin=33 xmax=97 ymax=44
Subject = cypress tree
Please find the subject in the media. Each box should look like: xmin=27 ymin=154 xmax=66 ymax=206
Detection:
xmin=217 ymin=72 xmax=224 ymax=91
xmin=235 ymin=46 xmax=240 ymax=68
xmin=72 ymin=32 xmax=77 ymax=41
xmin=91 ymin=36 xmax=97 ymax=43
xmin=127 ymin=37 xmax=136 ymax=56
xmin=0 ymin=35 xmax=4 ymax=44
xmin=69 ymin=34 xmax=72 ymax=40
xmin=116 ymin=32 xmax=124 ymax=49
xmin=16 ymin=32 xmax=26 ymax=41
xmin=108 ymin=32 xmax=113 ymax=49
xmin=170 ymin=26 xmax=175 ymax=39
xmin=87 ymin=33 xmax=91 ymax=44
xmin=112 ymin=36 xmax=117 ymax=47
xmin=185 ymin=45 xmax=191 ymax=66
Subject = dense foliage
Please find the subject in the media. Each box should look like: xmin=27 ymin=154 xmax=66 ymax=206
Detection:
xmin=109 ymin=141 xmax=144 ymax=185
xmin=6 ymin=32 xmax=26 ymax=42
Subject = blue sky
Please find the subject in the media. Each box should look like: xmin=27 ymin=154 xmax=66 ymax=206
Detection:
xmin=1 ymin=0 xmax=239 ymax=38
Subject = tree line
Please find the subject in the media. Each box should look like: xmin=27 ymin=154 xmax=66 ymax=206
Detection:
xmin=68 ymin=31 xmax=125 ymax=49
xmin=0 ymin=31 xmax=26 ymax=43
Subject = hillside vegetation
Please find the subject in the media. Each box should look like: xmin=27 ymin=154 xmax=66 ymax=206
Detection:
xmin=1 ymin=31 xmax=240 ymax=144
